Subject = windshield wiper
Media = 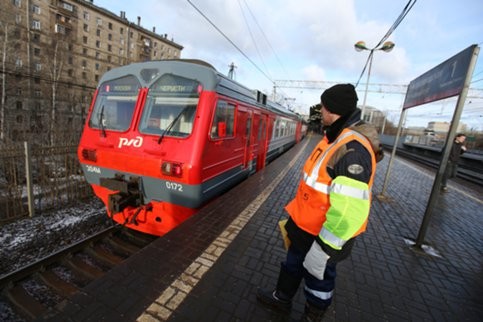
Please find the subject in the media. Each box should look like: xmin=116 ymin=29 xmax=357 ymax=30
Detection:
xmin=157 ymin=106 xmax=189 ymax=144
xmin=98 ymin=105 xmax=107 ymax=137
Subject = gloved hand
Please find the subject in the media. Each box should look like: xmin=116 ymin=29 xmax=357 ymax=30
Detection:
xmin=303 ymin=241 xmax=330 ymax=280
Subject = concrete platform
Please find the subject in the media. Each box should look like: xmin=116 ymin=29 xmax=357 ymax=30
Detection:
xmin=40 ymin=134 xmax=483 ymax=322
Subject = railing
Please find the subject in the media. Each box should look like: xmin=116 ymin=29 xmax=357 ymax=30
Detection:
xmin=0 ymin=142 xmax=93 ymax=222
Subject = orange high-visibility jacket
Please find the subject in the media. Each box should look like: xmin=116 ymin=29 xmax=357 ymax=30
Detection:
xmin=285 ymin=128 xmax=377 ymax=249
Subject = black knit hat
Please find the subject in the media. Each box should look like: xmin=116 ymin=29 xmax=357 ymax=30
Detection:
xmin=321 ymin=84 xmax=358 ymax=116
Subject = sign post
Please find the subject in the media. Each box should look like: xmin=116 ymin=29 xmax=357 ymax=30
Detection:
xmin=378 ymin=44 xmax=479 ymax=254
xmin=413 ymin=45 xmax=480 ymax=250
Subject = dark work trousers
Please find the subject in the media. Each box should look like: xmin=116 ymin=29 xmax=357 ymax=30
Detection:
xmin=442 ymin=161 xmax=457 ymax=187
xmin=281 ymin=243 xmax=337 ymax=310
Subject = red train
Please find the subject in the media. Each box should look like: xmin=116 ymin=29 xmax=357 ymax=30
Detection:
xmin=78 ymin=59 xmax=305 ymax=236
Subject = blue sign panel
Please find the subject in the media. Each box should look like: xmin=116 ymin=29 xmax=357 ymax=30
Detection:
xmin=403 ymin=44 xmax=477 ymax=109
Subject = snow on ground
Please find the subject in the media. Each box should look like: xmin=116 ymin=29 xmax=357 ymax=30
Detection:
xmin=0 ymin=198 xmax=114 ymax=276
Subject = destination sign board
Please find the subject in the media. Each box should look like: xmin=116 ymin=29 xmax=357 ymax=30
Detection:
xmin=403 ymin=44 xmax=477 ymax=109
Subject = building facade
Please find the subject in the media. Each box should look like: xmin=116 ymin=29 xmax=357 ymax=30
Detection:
xmin=0 ymin=0 xmax=183 ymax=144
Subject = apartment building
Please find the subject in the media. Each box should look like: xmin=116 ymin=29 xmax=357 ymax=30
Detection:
xmin=0 ymin=0 xmax=183 ymax=144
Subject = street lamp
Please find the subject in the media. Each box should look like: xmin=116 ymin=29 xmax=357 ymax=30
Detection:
xmin=354 ymin=40 xmax=395 ymax=121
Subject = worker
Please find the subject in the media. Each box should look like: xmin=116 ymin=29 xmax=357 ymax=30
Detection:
xmin=257 ymin=84 xmax=383 ymax=321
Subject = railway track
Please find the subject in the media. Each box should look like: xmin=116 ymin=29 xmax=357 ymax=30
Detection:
xmin=383 ymin=145 xmax=483 ymax=186
xmin=0 ymin=225 xmax=157 ymax=321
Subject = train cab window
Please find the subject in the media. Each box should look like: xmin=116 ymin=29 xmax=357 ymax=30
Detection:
xmin=139 ymin=74 xmax=200 ymax=138
xmin=89 ymin=75 xmax=140 ymax=132
xmin=211 ymin=101 xmax=235 ymax=139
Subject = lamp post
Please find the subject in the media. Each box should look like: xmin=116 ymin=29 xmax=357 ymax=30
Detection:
xmin=354 ymin=40 xmax=395 ymax=121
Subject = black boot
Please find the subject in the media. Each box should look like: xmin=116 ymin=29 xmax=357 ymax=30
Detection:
xmin=257 ymin=263 xmax=302 ymax=312
xmin=300 ymin=303 xmax=326 ymax=322
xmin=256 ymin=288 xmax=292 ymax=312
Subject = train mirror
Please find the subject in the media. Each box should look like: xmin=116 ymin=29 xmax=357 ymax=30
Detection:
xmin=218 ymin=122 xmax=226 ymax=138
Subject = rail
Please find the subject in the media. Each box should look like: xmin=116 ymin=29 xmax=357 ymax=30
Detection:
xmin=0 ymin=225 xmax=157 ymax=321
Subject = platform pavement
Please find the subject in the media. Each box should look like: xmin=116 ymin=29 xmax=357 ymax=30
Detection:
xmin=41 ymin=134 xmax=483 ymax=322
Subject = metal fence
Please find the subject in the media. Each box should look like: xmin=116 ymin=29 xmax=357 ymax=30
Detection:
xmin=0 ymin=142 xmax=93 ymax=221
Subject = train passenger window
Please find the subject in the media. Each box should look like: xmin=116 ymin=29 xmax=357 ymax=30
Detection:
xmin=139 ymin=74 xmax=200 ymax=138
xmin=89 ymin=75 xmax=140 ymax=132
xmin=211 ymin=101 xmax=235 ymax=139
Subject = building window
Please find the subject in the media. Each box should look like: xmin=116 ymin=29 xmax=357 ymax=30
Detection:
xmin=83 ymin=48 xmax=88 ymax=55
xmin=62 ymin=2 xmax=73 ymax=11
xmin=34 ymin=48 xmax=40 ymax=56
xmin=34 ymin=89 xmax=41 ymax=97
xmin=16 ymin=88 xmax=22 ymax=95
xmin=95 ymin=75 xmax=99 ymax=82
xmin=107 ymin=55 xmax=111 ymax=63
xmin=96 ymin=40 xmax=100 ymax=48
xmin=95 ymin=63 xmax=100 ymax=70
xmin=120 ymin=27 xmax=124 ymax=34
xmin=15 ymin=58 xmax=22 ymax=68
xmin=13 ymin=0 xmax=21 ymax=8
xmin=96 ymin=29 xmax=100 ymax=36
xmin=33 ymin=33 xmax=40 ymax=43
xmin=32 ymin=4 xmax=40 ymax=14
xmin=35 ymin=63 xmax=42 ymax=71
xmin=83 ymin=11 xmax=89 ymax=20
xmin=17 ymin=115 xmax=23 ymax=123
xmin=107 ymin=44 xmax=112 ymax=52
xmin=108 ymin=33 xmax=112 ymax=41
xmin=83 ymin=24 xmax=88 ymax=32
xmin=82 ymin=72 xmax=86 ymax=79
xmin=16 ymin=101 xmax=23 ymax=109
xmin=95 ymin=52 xmax=100 ymax=59
xmin=108 ymin=22 xmax=113 ymax=30
xmin=34 ymin=77 xmax=40 ymax=84
xmin=83 ymin=36 xmax=87 ymax=44
xmin=15 ymin=14 xmax=21 ymax=24
xmin=54 ymin=24 xmax=66 ymax=34
xmin=82 ymin=60 xmax=87 ymax=68
xmin=68 ymin=56 xmax=73 ymax=64
xmin=68 ymin=69 xmax=73 ymax=77
xmin=96 ymin=17 xmax=102 ymax=26
xmin=32 ymin=20 xmax=41 ymax=30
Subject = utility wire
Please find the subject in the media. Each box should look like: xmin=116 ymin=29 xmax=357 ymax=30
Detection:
xmin=355 ymin=0 xmax=418 ymax=87
xmin=186 ymin=0 xmax=274 ymax=84
xmin=241 ymin=0 xmax=289 ymax=78
xmin=237 ymin=0 xmax=272 ymax=80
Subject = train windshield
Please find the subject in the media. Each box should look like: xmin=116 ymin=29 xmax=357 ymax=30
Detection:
xmin=139 ymin=74 xmax=200 ymax=138
xmin=89 ymin=75 xmax=140 ymax=132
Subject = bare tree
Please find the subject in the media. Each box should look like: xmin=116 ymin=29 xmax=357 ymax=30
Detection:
xmin=47 ymin=39 xmax=65 ymax=145
xmin=0 ymin=22 xmax=8 ymax=141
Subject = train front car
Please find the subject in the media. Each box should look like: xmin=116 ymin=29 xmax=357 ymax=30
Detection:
xmin=78 ymin=60 xmax=215 ymax=236
xmin=78 ymin=59 xmax=302 ymax=236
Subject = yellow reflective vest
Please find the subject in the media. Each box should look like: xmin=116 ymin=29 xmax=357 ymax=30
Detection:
xmin=285 ymin=128 xmax=377 ymax=250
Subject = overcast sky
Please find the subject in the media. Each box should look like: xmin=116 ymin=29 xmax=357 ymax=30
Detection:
xmin=93 ymin=0 xmax=483 ymax=130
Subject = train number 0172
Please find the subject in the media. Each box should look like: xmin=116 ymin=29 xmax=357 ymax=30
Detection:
xmin=166 ymin=181 xmax=183 ymax=192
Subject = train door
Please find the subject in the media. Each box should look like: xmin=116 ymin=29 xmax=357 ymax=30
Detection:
xmin=256 ymin=113 xmax=269 ymax=171
xmin=243 ymin=110 xmax=253 ymax=171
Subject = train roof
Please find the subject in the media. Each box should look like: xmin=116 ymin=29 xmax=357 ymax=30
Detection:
xmin=98 ymin=59 xmax=300 ymax=119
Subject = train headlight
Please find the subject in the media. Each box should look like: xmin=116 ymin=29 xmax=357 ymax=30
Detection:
xmin=161 ymin=161 xmax=183 ymax=177
xmin=81 ymin=148 xmax=97 ymax=162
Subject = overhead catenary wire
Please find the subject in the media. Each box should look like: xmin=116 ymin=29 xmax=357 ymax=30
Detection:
xmin=355 ymin=0 xmax=418 ymax=87
xmin=186 ymin=0 xmax=274 ymax=84
xmin=241 ymin=0 xmax=289 ymax=79
xmin=237 ymin=0 xmax=272 ymax=81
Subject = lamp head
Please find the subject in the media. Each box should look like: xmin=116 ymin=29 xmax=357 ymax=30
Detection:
xmin=354 ymin=41 xmax=368 ymax=52
xmin=381 ymin=41 xmax=395 ymax=52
